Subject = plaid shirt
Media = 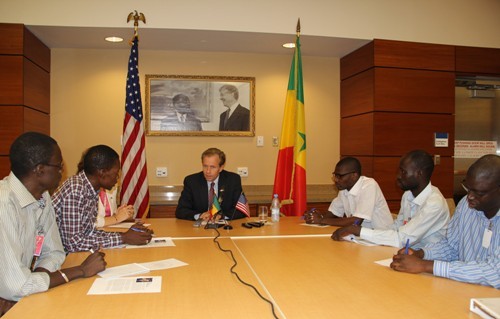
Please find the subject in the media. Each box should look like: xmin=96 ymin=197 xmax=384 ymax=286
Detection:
xmin=53 ymin=171 xmax=123 ymax=252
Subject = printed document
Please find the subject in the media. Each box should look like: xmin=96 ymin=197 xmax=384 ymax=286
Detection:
xmin=126 ymin=237 xmax=175 ymax=249
xmin=88 ymin=276 xmax=162 ymax=295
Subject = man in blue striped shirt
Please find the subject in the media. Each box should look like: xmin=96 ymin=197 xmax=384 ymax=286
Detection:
xmin=391 ymin=154 xmax=499 ymax=288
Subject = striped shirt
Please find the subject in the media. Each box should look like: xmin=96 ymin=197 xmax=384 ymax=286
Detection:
xmin=423 ymin=196 xmax=499 ymax=288
xmin=0 ymin=173 xmax=65 ymax=301
xmin=53 ymin=171 xmax=123 ymax=252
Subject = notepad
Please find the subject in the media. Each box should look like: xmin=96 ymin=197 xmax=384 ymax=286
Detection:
xmin=470 ymin=298 xmax=500 ymax=319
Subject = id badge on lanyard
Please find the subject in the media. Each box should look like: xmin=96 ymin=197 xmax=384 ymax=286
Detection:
xmin=30 ymin=231 xmax=45 ymax=271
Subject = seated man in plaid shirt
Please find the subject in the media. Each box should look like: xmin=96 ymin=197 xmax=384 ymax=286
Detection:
xmin=53 ymin=145 xmax=153 ymax=253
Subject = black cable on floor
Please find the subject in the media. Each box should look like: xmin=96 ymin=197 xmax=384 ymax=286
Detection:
xmin=212 ymin=228 xmax=279 ymax=319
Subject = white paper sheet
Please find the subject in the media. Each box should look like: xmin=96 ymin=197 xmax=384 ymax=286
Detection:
xmin=138 ymin=258 xmax=188 ymax=271
xmin=125 ymin=237 xmax=175 ymax=249
xmin=98 ymin=263 xmax=150 ymax=278
xmin=88 ymin=276 xmax=162 ymax=295
xmin=107 ymin=222 xmax=151 ymax=228
xmin=300 ymin=223 xmax=330 ymax=228
xmin=374 ymin=258 xmax=393 ymax=267
xmin=342 ymin=234 xmax=378 ymax=246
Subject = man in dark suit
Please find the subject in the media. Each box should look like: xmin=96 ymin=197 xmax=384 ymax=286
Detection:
xmin=175 ymin=148 xmax=247 ymax=220
xmin=161 ymin=94 xmax=202 ymax=131
xmin=218 ymin=84 xmax=250 ymax=131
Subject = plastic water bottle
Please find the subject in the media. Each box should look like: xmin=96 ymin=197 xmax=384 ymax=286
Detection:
xmin=271 ymin=194 xmax=280 ymax=222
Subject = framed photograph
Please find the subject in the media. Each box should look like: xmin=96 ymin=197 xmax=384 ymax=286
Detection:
xmin=145 ymin=75 xmax=255 ymax=136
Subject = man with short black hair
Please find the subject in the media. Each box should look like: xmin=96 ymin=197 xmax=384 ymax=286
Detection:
xmin=0 ymin=132 xmax=106 ymax=316
xmin=391 ymin=154 xmax=499 ymax=288
xmin=332 ymin=150 xmax=450 ymax=249
xmin=53 ymin=145 xmax=153 ymax=253
xmin=305 ymin=157 xmax=393 ymax=229
xmin=161 ymin=93 xmax=202 ymax=131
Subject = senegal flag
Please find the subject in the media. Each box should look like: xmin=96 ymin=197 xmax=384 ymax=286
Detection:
xmin=210 ymin=195 xmax=221 ymax=217
xmin=273 ymin=29 xmax=306 ymax=216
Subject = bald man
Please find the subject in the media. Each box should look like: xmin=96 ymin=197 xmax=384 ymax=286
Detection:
xmin=391 ymin=154 xmax=499 ymax=288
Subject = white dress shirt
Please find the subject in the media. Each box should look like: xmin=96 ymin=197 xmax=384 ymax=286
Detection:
xmin=329 ymin=176 xmax=393 ymax=229
xmin=360 ymin=183 xmax=450 ymax=249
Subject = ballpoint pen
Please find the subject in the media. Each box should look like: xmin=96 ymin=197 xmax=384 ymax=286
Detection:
xmin=130 ymin=227 xmax=155 ymax=236
xmin=404 ymin=238 xmax=410 ymax=254
xmin=130 ymin=227 xmax=148 ymax=233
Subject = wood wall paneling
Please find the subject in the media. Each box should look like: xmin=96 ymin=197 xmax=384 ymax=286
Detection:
xmin=455 ymin=46 xmax=500 ymax=75
xmin=0 ymin=56 xmax=23 ymax=105
xmin=373 ymin=112 xmax=454 ymax=156
xmin=24 ymin=58 xmax=50 ymax=112
xmin=374 ymin=68 xmax=455 ymax=114
xmin=341 ymin=69 xmax=374 ymax=117
xmin=0 ymin=106 xmax=24 ymax=155
xmin=373 ymin=39 xmax=455 ymax=71
xmin=355 ymin=156 xmax=374 ymax=178
xmin=24 ymin=107 xmax=50 ymax=135
xmin=371 ymin=156 xmax=402 ymax=201
xmin=340 ymin=41 xmax=374 ymax=80
xmin=340 ymin=113 xmax=374 ymax=156
xmin=23 ymin=27 xmax=50 ymax=72
xmin=0 ymin=23 xmax=23 ymax=55
xmin=372 ymin=156 xmax=453 ymax=202
xmin=0 ymin=156 xmax=10 ymax=179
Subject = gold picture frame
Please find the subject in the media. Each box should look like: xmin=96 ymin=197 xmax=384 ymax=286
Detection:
xmin=145 ymin=75 xmax=255 ymax=136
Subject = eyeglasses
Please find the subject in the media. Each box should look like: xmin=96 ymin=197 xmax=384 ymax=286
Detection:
xmin=43 ymin=162 xmax=64 ymax=170
xmin=461 ymin=183 xmax=499 ymax=198
xmin=332 ymin=171 xmax=356 ymax=179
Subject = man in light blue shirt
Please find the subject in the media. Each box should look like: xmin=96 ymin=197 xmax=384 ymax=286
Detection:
xmin=391 ymin=154 xmax=499 ymax=288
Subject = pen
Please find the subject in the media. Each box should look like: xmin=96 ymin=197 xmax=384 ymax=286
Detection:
xmin=130 ymin=227 xmax=147 ymax=233
xmin=130 ymin=227 xmax=155 ymax=236
xmin=404 ymin=238 xmax=410 ymax=254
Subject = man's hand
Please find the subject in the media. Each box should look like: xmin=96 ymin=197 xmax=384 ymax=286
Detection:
xmin=115 ymin=205 xmax=135 ymax=222
xmin=304 ymin=209 xmax=323 ymax=224
xmin=331 ymin=225 xmax=361 ymax=241
xmin=199 ymin=211 xmax=212 ymax=221
xmin=80 ymin=250 xmax=107 ymax=277
xmin=390 ymin=250 xmax=433 ymax=274
xmin=121 ymin=223 xmax=154 ymax=245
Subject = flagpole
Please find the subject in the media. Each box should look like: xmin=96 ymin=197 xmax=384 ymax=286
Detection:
xmin=121 ymin=10 xmax=150 ymax=221
xmin=127 ymin=10 xmax=146 ymax=39
xmin=296 ymin=18 xmax=301 ymax=37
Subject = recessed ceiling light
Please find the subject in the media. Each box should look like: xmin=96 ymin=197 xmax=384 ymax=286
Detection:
xmin=282 ymin=42 xmax=295 ymax=49
xmin=105 ymin=36 xmax=124 ymax=43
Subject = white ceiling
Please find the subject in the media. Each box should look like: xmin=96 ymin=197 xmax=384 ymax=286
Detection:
xmin=27 ymin=26 xmax=371 ymax=58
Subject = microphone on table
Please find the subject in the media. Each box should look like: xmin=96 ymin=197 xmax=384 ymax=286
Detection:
xmin=218 ymin=187 xmax=233 ymax=230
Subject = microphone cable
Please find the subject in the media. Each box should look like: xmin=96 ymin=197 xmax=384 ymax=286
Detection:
xmin=212 ymin=228 xmax=279 ymax=319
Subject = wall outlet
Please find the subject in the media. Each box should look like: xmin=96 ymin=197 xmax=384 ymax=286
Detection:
xmin=237 ymin=167 xmax=248 ymax=177
xmin=272 ymin=136 xmax=279 ymax=147
xmin=257 ymin=136 xmax=264 ymax=147
xmin=156 ymin=167 xmax=167 ymax=177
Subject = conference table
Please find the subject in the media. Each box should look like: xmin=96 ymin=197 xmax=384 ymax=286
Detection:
xmin=5 ymin=217 xmax=498 ymax=319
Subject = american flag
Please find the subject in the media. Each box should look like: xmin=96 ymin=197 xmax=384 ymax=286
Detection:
xmin=120 ymin=36 xmax=150 ymax=219
xmin=235 ymin=192 xmax=251 ymax=217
